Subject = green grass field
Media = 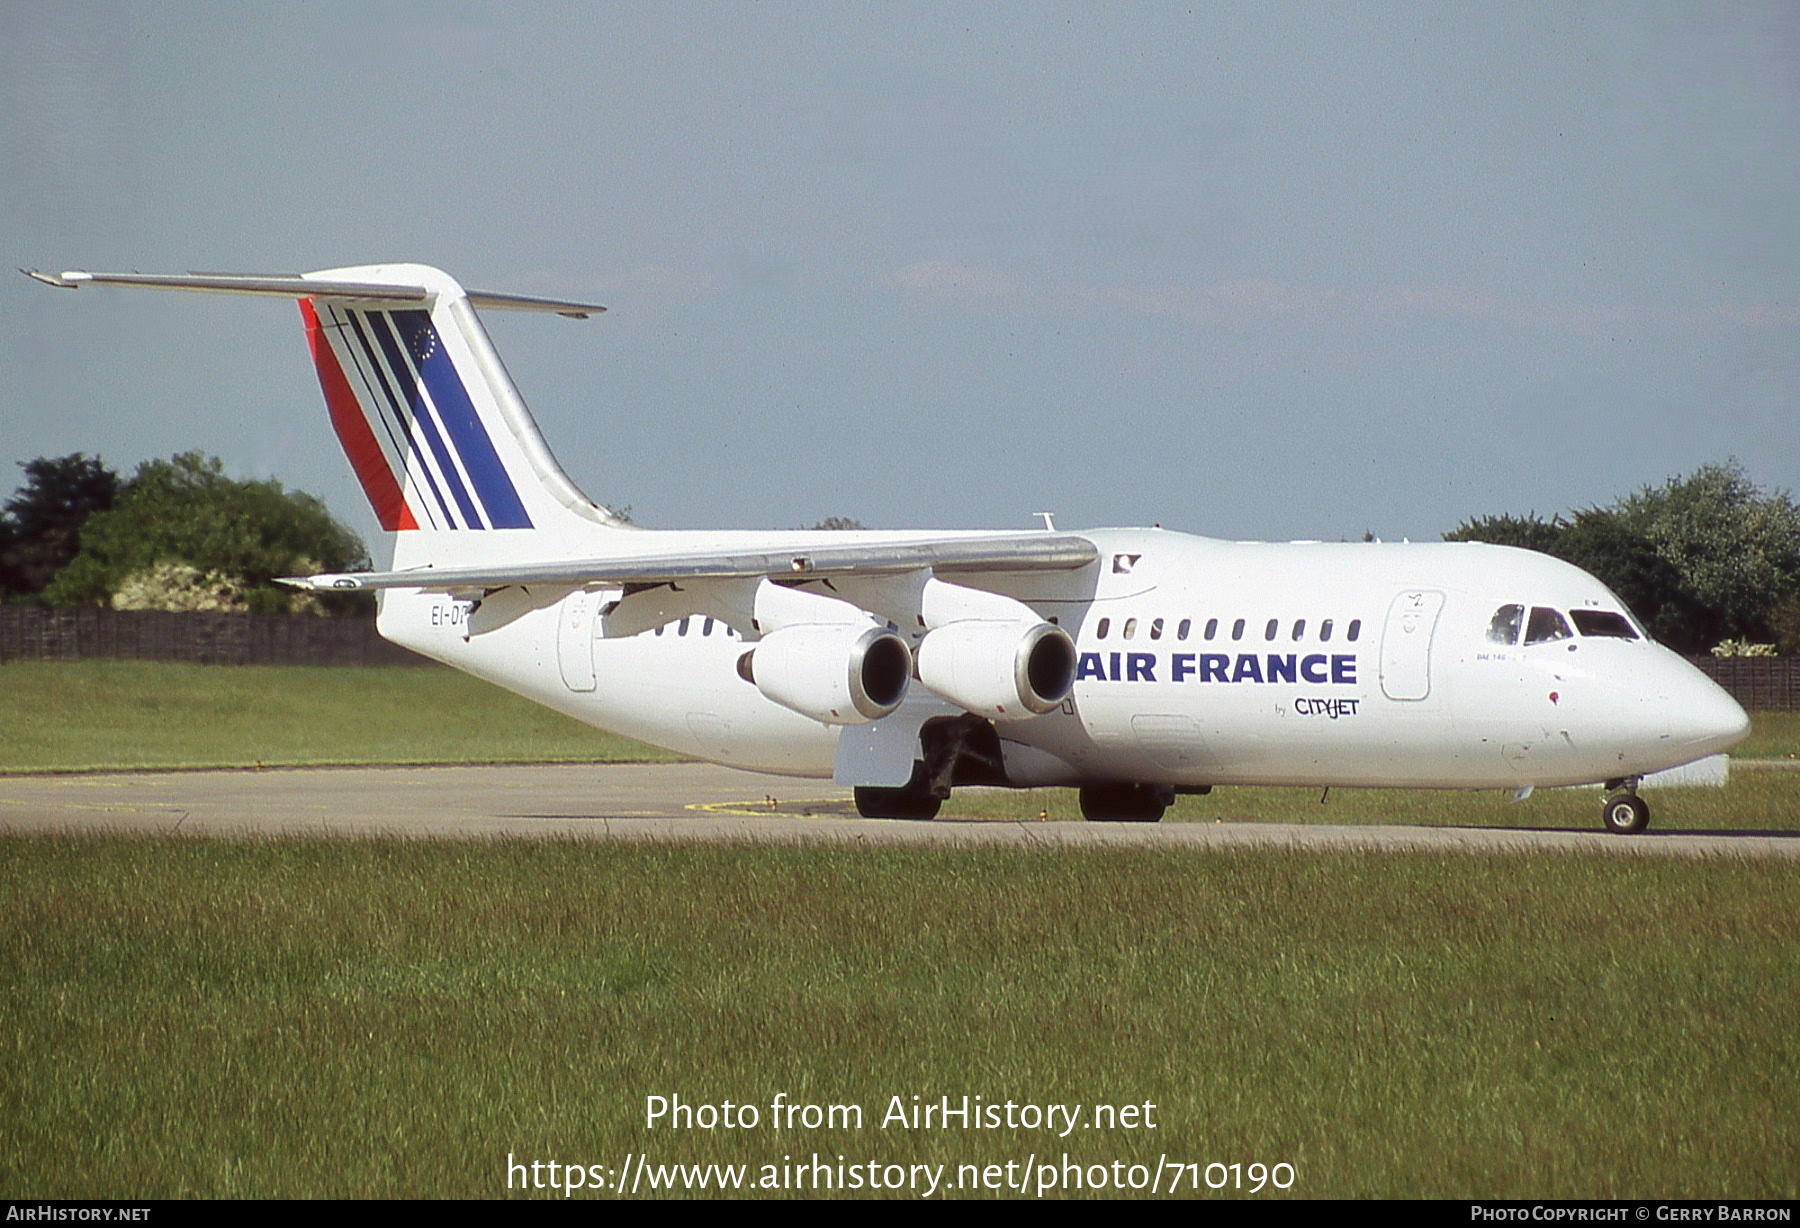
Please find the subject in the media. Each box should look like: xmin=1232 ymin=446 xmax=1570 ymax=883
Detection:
xmin=1 ymin=837 xmax=1794 ymax=1199
xmin=0 ymin=660 xmax=676 ymax=772
xmin=1734 ymin=709 xmax=1800 ymax=760
xmin=2 ymin=660 xmax=1795 ymax=1199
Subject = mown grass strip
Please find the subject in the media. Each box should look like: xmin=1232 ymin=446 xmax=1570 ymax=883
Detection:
xmin=0 ymin=660 xmax=677 ymax=772
xmin=944 ymin=769 xmax=1800 ymax=832
xmin=1734 ymin=710 xmax=1800 ymax=760
xmin=1 ymin=836 xmax=1794 ymax=1199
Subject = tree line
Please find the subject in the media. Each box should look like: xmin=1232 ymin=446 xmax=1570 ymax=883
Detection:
xmin=3 ymin=453 xmax=1796 ymax=652
xmin=0 ymin=452 xmax=368 ymax=615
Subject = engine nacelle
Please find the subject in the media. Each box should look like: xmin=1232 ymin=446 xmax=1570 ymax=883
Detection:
xmin=916 ymin=619 xmax=1076 ymax=720
xmin=741 ymin=623 xmax=912 ymax=725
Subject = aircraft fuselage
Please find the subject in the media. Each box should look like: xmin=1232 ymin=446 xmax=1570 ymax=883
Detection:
xmin=380 ymin=527 xmax=1747 ymax=793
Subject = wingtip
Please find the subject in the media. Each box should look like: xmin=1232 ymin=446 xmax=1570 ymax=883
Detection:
xmin=280 ymin=572 xmax=370 ymax=591
xmin=21 ymin=269 xmax=80 ymax=289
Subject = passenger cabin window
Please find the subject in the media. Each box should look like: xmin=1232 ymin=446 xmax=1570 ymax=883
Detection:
xmin=1177 ymin=618 xmax=1191 ymax=640
xmin=1231 ymin=618 xmax=1246 ymax=641
xmin=1264 ymin=618 xmax=1279 ymax=641
xmin=1347 ymin=619 xmax=1361 ymax=642
xmin=1123 ymin=618 xmax=1138 ymax=640
xmin=1204 ymin=618 xmax=1218 ymax=640
xmin=1292 ymin=619 xmax=1306 ymax=641
xmin=1571 ymin=610 xmax=1639 ymax=639
xmin=1487 ymin=604 xmax=1524 ymax=645
xmin=1150 ymin=617 xmax=1164 ymax=641
xmin=1524 ymin=607 xmax=1573 ymax=645
xmin=1095 ymin=618 xmax=1110 ymax=640
xmin=1320 ymin=619 xmax=1334 ymax=642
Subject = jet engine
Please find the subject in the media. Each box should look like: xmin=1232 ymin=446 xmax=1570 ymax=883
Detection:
xmin=916 ymin=619 xmax=1075 ymax=719
xmin=740 ymin=623 xmax=912 ymax=724
xmin=914 ymin=578 xmax=1076 ymax=720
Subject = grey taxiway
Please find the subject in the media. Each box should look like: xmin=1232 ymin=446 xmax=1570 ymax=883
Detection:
xmin=2 ymin=762 xmax=1795 ymax=857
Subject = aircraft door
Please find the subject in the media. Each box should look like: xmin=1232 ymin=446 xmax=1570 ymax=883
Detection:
xmin=1379 ymin=590 xmax=1445 ymax=701
xmin=557 ymin=590 xmax=599 ymax=691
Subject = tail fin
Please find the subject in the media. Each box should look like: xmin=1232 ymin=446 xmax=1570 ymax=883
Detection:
xmin=25 ymin=263 xmax=626 ymax=558
xmin=296 ymin=264 xmax=625 ymax=546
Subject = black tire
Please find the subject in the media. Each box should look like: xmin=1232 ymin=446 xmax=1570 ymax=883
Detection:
xmin=854 ymin=785 xmax=941 ymax=820
xmin=1601 ymin=792 xmax=1650 ymax=835
xmin=1079 ymin=783 xmax=1168 ymax=823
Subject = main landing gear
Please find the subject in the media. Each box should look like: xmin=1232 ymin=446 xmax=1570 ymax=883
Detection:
xmin=853 ymin=715 xmax=1003 ymax=820
xmin=1600 ymin=777 xmax=1649 ymax=835
xmin=1078 ymin=783 xmax=1174 ymax=823
xmin=850 ymin=714 xmax=1179 ymax=824
xmin=853 ymin=764 xmax=941 ymax=820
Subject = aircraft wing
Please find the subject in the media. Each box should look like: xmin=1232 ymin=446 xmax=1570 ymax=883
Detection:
xmin=281 ymin=534 xmax=1100 ymax=592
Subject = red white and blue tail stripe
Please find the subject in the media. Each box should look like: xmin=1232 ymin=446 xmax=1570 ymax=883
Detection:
xmin=303 ymin=299 xmax=534 ymax=532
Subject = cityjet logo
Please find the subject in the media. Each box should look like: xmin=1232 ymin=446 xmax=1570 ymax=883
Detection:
xmin=1075 ymin=652 xmax=1359 ymax=685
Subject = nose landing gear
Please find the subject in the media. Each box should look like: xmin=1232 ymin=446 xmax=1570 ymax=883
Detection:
xmin=1601 ymin=777 xmax=1649 ymax=834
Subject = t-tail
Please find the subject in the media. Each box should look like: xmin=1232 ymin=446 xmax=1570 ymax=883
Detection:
xmin=23 ymin=263 xmax=625 ymax=568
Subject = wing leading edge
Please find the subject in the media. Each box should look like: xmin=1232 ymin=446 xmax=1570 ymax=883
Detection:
xmin=281 ymin=534 xmax=1100 ymax=592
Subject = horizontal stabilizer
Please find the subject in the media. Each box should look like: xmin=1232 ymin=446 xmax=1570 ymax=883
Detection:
xmin=282 ymin=534 xmax=1101 ymax=591
xmin=22 ymin=269 xmax=605 ymax=317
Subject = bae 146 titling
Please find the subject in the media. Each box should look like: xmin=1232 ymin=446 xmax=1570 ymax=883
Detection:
xmin=27 ymin=263 xmax=1749 ymax=832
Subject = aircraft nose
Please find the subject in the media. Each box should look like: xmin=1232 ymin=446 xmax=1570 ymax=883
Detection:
xmin=1669 ymin=669 xmax=1751 ymax=757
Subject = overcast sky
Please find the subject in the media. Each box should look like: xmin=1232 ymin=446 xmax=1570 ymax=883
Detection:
xmin=4 ymin=2 xmax=1795 ymax=549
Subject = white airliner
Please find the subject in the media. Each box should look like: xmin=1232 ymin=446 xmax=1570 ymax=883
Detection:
xmin=28 ymin=263 xmax=1750 ymax=832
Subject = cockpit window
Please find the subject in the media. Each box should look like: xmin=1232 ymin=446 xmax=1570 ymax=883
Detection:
xmin=1524 ymin=606 xmax=1573 ymax=645
xmin=1570 ymin=610 xmax=1639 ymax=639
xmin=1486 ymin=604 xmax=1524 ymax=645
